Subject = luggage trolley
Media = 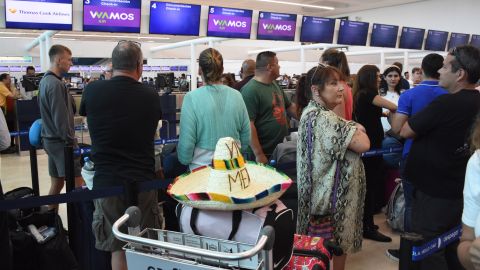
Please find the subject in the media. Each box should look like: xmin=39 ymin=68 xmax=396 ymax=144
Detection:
xmin=113 ymin=206 xmax=276 ymax=270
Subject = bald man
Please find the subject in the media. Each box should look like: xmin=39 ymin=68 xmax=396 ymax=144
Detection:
xmin=234 ymin=59 xmax=255 ymax=91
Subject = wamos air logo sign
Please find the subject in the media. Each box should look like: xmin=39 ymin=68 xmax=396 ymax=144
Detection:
xmin=89 ymin=11 xmax=135 ymax=21
xmin=262 ymin=24 xmax=292 ymax=32
xmin=212 ymin=19 xmax=247 ymax=30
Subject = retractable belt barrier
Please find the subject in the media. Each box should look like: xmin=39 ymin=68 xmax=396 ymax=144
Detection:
xmin=0 ymin=179 xmax=171 ymax=212
xmin=411 ymin=225 xmax=462 ymax=261
xmin=9 ymin=125 xmax=88 ymax=137
xmin=74 ymin=138 xmax=180 ymax=155
xmin=270 ymin=146 xmax=403 ymax=171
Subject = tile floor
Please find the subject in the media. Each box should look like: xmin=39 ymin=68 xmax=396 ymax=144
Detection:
xmin=0 ymin=148 xmax=399 ymax=270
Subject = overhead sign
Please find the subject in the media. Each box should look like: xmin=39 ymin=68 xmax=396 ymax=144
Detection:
xmin=5 ymin=0 xmax=72 ymax=30
xmin=207 ymin=6 xmax=253 ymax=39
xmin=0 ymin=56 xmax=33 ymax=64
xmin=150 ymin=1 xmax=201 ymax=36
xmin=83 ymin=0 xmax=141 ymax=33
xmin=257 ymin=12 xmax=297 ymax=41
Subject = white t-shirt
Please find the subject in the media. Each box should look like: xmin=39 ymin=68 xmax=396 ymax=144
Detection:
xmin=381 ymin=91 xmax=400 ymax=132
xmin=462 ymin=150 xmax=480 ymax=236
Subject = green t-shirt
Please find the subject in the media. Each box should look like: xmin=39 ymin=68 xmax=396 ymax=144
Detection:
xmin=241 ymin=79 xmax=291 ymax=157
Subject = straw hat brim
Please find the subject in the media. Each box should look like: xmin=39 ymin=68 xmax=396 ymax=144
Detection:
xmin=167 ymin=162 xmax=293 ymax=210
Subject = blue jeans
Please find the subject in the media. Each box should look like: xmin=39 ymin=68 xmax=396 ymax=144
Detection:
xmin=400 ymin=157 xmax=413 ymax=232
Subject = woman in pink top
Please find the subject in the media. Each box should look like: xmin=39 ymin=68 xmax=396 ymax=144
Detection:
xmin=320 ymin=48 xmax=353 ymax=120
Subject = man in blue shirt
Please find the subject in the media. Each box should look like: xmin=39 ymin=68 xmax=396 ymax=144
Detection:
xmin=387 ymin=53 xmax=447 ymax=261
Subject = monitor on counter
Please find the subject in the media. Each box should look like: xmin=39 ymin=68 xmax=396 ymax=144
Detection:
xmin=5 ymin=0 xmax=72 ymax=30
xmin=448 ymin=33 xmax=470 ymax=50
xmin=471 ymin=35 xmax=480 ymax=48
xmin=257 ymin=11 xmax=297 ymax=41
xmin=83 ymin=0 xmax=141 ymax=33
xmin=370 ymin=23 xmax=399 ymax=48
xmin=337 ymin=20 xmax=369 ymax=46
xmin=399 ymin=27 xmax=425 ymax=50
xmin=300 ymin=16 xmax=335 ymax=43
xmin=424 ymin=30 xmax=448 ymax=51
xmin=207 ymin=6 xmax=253 ymax=39
xmin=150 ymin=1 xmax=201 ymax=36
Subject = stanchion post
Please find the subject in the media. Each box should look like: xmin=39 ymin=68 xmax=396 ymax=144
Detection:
xmin=29 ymin=146 xmax=40 ymax=196
xmin=399 ymin=232 xmax=423 ymax=270
xmin=64 ymin=144 xmax=76 ymax=250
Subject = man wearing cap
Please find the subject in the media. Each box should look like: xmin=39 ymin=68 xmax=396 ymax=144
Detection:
xmin=241 ymin=51 xmax=297 ymax=164
xmin=400 ymin=45 xmax=480 ymax=269
xmin=80 ymin=41 xmax=163 ymax=270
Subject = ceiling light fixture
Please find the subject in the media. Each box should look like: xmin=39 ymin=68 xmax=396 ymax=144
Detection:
xmin=257 ymin=0 xmax=334 ymax=10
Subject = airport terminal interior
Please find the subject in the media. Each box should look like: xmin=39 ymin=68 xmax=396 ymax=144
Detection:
xmin=1 ymin=0 xmax=480 ymax=269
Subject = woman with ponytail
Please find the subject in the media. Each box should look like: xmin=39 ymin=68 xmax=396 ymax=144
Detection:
xmin=178 ymin=48 xmax=251 ymax=170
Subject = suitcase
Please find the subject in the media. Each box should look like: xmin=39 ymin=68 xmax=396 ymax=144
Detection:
xmin=69 ymin=195 xmax=112 ymax=270
xmin=285 ymin=234 xmax=343 ymax=270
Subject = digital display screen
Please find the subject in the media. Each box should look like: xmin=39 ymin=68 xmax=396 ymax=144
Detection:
xmin=5 ymin=0 xmax=72 ymax=30
xmin=424 ymin=30 xmax=448 ymax=51
xmin=207 ymin=6 xmax=253 ymax=39
xmin=399 ymin=27 xmax=425 ymax=50
xmin=370 ymin=23 xmax=398 ymax=48
xmin=300 ymin=16 xmax=335 ymax=43
xmin=257 ymin=11 xmax=297 ymax=41
xmin=83 ymin=0 xmax=141 ymax=33
xmin=471 ymin=35 xmax=480 ymax=48
xmin=149 ymin=1 xmax=200 ymax=36
xmin=448 ymin=33 xmax=470 ymax=50
xmin=337 ymin=20 xmax=369 ymax=46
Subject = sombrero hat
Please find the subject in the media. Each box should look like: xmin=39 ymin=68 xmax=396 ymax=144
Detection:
xmin=167 ymin=137 xmax=293 ymax=210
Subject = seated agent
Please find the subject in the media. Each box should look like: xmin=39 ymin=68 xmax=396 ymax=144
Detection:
xmin=241 ymin=51 xmax=297 ymax=164
xmin=80 ymin=40 xmax=163 ymax=270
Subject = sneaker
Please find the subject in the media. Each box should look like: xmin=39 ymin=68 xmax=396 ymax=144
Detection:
xmin=386 ymin=249 xmax=399 ymax=262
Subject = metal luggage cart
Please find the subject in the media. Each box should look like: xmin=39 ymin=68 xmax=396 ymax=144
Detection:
xmin=113 ymin=206 xmax=275 ymax=270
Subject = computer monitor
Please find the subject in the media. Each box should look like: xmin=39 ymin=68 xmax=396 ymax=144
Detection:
xmin=370 ymin=23 xmax=399 ymax=48
xmin=399 ymin=27 xmax=425 ymax=50
xmin=150 ymin=1 xmax=201 ymax=36
xmin=21 ymin=75 xmax=41 ymax=92
xmin=207 ymin=6 xmax=253 ymax=39
xmin=448 ymin=33 xmax=470 ymax=50
xmin=257 ymin=11 xmax=297 ymax=41
xmin=70 ymin=77 xmax=82 ymax=84
xmin=471 ymin=34 xmax=480 ymax=48
xmin=337 ymin=20 xmax=369 ymax=46
xmin=425 ymin=30 xmax=448 ymax=51
xmin=300 ymin=16 xmax=335 ymax=43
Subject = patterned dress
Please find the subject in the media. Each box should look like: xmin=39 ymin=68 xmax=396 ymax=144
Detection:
xmin=296 ymin=101 xmax=366 ymax=254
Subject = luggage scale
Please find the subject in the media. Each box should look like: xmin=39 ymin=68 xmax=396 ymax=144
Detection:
xmin=113 ymin=206 xmax=275 ymax=270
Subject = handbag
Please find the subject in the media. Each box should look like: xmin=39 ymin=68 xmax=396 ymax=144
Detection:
xmin=305 ymin=112 xmax=341 ymax=240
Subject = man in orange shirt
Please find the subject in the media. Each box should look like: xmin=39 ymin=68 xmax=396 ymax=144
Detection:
xmin=0 ymin=74 xmax=14 ymax=114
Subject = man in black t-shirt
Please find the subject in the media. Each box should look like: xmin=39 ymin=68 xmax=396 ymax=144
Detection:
xmin=80 ymin=41 xmax=163 ymax=270
xmin=400 ymin=45 xmax=480 ymax=270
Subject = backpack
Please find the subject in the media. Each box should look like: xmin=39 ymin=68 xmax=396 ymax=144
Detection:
xmin=176 ymin=200 xmax=295 ymax=270
xmin=386 ymin=182 xmax=405 ymax=232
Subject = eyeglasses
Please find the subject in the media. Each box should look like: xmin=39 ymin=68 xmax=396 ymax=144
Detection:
xmin=117 ymin=40 xmax=141 ymax=48
xmin=450 ymin=47 xmax=467 ymax=70
xmin=310 ymin=63 xmax=327 ymax=86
